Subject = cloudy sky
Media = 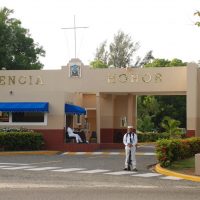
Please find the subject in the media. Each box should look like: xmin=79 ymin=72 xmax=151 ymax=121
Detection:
xmin=1 ymin=0 xmax=200 ymax=69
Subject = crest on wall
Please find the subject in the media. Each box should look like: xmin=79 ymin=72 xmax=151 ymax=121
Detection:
xmin=69 ymin=64 xmax=81 ymax=78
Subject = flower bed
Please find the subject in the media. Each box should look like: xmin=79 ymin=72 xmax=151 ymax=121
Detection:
xmin=156 ymin=137 xmax=200 ymax=167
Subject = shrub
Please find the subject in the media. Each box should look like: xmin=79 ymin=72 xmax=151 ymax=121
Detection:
xmin=0 ymin=130 xmax=44 ymax=151
xmin=137 ymin=132 xmax=170 ymax=142
xmin=156 ymin=137 xmax=200 ymax=167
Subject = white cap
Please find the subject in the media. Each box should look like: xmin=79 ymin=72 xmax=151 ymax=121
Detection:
xmin=127 ymin=125 xmax=133 ymax=128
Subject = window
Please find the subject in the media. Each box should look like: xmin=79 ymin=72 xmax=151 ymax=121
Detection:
xmin=76 ymin=114 xmax=81 ymax=125
xmin=0 ymin=112 xmax=47 ymax=125
xmin=12 ymin=112 xmax=44 ymax=123
xmin=0 ymin=112 xmax=9 ymax=122
xmin=120 ymin=116 xmax=127 ymax=127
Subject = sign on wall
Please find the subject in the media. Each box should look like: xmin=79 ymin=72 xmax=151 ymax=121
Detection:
xmin=69 ymin=64 xmax=81 ymax=78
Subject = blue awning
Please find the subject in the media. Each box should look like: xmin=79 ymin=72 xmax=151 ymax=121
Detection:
xmin=0 ymin=102 xmax=49 ymax=112
xmin=65 ymin=104 xmax=86 ymax=115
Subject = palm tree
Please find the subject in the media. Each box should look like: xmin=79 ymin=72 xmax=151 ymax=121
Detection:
xmin=161 ymin=116 xmax=181 ymax=138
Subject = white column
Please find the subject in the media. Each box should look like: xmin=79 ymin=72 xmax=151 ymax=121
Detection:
xmin=96 ymin=93 xmax=101 ymax=143
xmin=187 ymin=63 xmax=198 ymax=136
xmin=127 ymin=94 xmax=137 ymax=127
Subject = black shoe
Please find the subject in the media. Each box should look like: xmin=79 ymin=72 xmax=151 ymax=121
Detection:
xmin=132 ymin=168 xmax=138 ymax=172
xmin=123 ymin=168 xmax=128 ymax=171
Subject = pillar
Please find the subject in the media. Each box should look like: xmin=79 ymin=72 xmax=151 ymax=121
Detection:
xmin=187 ymin=63 xmax=198 ymax=137
xmin=96 ymin=93 xmax=101 ymax=143
xmin=127 ymin=94 xmax=137 ymax=128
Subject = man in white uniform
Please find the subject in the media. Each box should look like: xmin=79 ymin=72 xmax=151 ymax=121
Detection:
xmin=123 ymin=125 xmax=138 ymax=171
xmin=67 ymin=126 xmax=83 ymax=143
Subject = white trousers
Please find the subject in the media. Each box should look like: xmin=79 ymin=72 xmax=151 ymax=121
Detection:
xmin=125 ymin=146 xmax=136 ymax=169
xmin=69 ymin=133 xmax=83 ymax=143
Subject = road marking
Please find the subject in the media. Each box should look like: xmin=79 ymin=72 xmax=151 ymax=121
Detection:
xmin=136 ymin=152 xmax=156 ymax=155
xmin=106 ymin=152 xmax=121 ymax=155
xmin=104 ymin=171 xmax=137 ymax=175
xmin=61 ymin=152 xmax=155 ymax=156
xmin=1 ymin=166 xmax=37 ymax=170
xmin=175 ymin=186 xmax=199 ymax=189
xmin=30 ymin=161 xmax=62 ymax=165
xmin=0 ymin=165 xmax=11 ymax=168
xmin=160 ymin=176 xmax=183 ymax=180
xmin=25 ymin=167 xmax=61 ymax=171
xmin=52 ymin=168 xmax=86 ymax=172
xmin=92 ymin=152 xmax=103 ymax=155
xmin=0 ymin=182 xmax=159 ymax=189
xmin=75 ymin=152 xmax=88 ymax=155
xmin=0 ymin=165 xmax=186 ymax=182
xmin=78 ymin=169 xmax=110 ymax=173
xmin=132 ymin=173 xmax=161 ymax=177
xmin=0 ymin=162 xmax=29 ymax=165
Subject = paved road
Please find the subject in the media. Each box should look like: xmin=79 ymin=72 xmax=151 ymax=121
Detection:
xmin=0 ymin=146 xmax=199 ymax=200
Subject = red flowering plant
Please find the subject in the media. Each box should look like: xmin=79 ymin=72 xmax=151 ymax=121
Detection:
xmin=156 ymin=137 xmax=200 ymax=168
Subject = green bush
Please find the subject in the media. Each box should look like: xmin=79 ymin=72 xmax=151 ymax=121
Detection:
xmin=156 ymin=137 xmax=200 ymax=167
xmin=137 ymin=132 xmax=170 ymax=142
xmin=0 ymin=131 xmax=44 ymax=151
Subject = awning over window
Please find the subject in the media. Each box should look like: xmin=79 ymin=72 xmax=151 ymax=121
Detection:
xmin=0 ymin=102 xmax=49 ymax=112
xmin=65 ymin=104 xmax=86 ymax=115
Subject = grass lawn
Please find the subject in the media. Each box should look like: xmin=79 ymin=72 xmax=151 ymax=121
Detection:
xmin=167 ymin=157 xmax=195 ymax=176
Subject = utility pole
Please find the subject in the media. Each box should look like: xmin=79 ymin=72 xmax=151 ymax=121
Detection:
xmin=61 ymin=15 xmax=88 ymax=58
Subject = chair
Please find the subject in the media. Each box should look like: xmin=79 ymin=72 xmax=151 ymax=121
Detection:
xmin=65 ymin=131 xmax=76 ymax=143
xmin=89 ymin=131 xmax=97 ymax=143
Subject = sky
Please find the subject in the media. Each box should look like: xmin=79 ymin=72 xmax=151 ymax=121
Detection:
xmin=1 ymin=0 xmax=200 ymax=69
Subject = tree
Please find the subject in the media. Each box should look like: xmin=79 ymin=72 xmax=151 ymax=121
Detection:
xmin=108 ymin=30 xmax=140 ymax=67
xmin=154 ymin=95 xmax=186 ymax=129
xmin=144 ymin=58 xmax=186 ymax=67
xmin=170 ymin=58 xmax=187 ymax=66
xmin=94 ymin=41 xmax=109 ymax=65
xmin=194 ymin=11 xmax=200 ymax=27
xmin=160 ymin=116 xmax=181 ymax=138
xmin=90 ymin=30 xmax=153 ymax=68
xmin=90 ymin=41 xmax=108 ymax=68
xmin=137 ymin=115 xmax=154 ymax=132
xmin=134 ymin=50 xmax=154 ymax=67
xmin=0 ymin=7 xmax=45 ymax=70
xmin=90 ymin=60 xmax=108 ymax=68
xmin=137 ymin=96 xmax=160 ymax=132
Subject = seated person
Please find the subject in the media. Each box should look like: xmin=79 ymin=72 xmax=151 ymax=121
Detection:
xmin=67 ymin=126 xmax=83 ymax=143
xmin=74 ymin=125 xmax=88 ymax=143
xmin=79 ymin=130 xmax=87 ymax=143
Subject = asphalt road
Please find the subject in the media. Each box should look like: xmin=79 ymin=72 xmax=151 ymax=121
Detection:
xmin=0 ymin=145 xmax=199 ymax=200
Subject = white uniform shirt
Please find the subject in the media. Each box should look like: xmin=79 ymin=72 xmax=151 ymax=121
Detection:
xmin=67 ymin=127 xmax=74 ymax=136
xmin=123 ymin=132 xmax=138 ymax=146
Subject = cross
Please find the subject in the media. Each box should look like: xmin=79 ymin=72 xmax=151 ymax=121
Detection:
xmin=61 ymin=15 xmax=88 ymax=58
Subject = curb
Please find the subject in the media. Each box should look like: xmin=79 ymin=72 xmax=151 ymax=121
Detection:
xmin=0 ymin=151 xmax=60 ymax=156
xmin=0 ymin=151 xmax=155 ymax=156
xmin=155 ymin=163 xmax=200 ymax=182
xmin=60 ymin=152 xmax=156 ymax=156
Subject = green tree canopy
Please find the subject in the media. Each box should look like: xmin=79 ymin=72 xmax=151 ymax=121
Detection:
xmin=137 ymin=95 xmax=186 ymax=133
xmin=90 ymin=60 xmax=108 ymax=68
xmin=144 ymin=58 xmax=186 ymax=67
xmin=90 ymin=30 xmax=153 ymax=68
xmin=0 ymin=7 xmax=45 ymax=70
xmin=160 ymin=116 xmax=181 ymax=138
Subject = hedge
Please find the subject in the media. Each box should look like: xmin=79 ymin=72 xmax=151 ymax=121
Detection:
xmin=156 ymin=137 xmax=200 ymax=167
xmin=0 ymin=131 xmax=44 ymax=151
